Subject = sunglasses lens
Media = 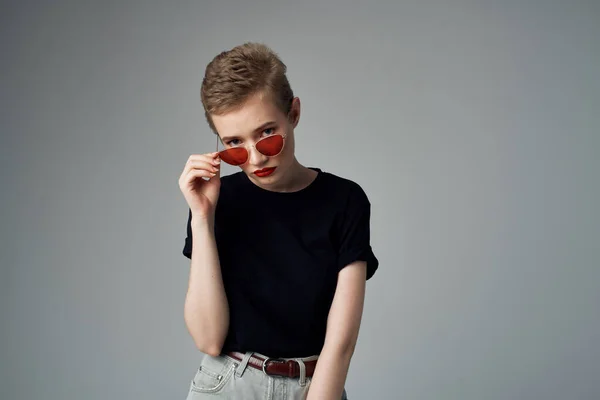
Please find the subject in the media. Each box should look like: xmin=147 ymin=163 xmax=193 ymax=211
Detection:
xmin=219 ymin=148 xmax=247 ymax=165
xmin=256 ymin=135 xmax=284 ymax=156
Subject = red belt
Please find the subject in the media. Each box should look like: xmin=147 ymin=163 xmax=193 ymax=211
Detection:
xmin=224 ymin=351 xmax=318 ymax=378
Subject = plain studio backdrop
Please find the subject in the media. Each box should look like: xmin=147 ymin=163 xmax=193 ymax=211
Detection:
xmin=1 ymin=1 xmax=599 ymax=399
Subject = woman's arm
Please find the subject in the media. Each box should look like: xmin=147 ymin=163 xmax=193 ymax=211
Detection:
xmin=183 ymin=215 xmax=229 ymax=356
xmin=307 ymin=261 xmax=367 ymax=400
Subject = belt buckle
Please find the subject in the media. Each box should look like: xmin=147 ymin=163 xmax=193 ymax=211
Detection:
xmin=262 ymin=357 xmax=286 ymax=376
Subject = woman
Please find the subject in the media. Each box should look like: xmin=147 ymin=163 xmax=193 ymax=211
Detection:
xmin=178 ymin=42 xmax=379 ymax=400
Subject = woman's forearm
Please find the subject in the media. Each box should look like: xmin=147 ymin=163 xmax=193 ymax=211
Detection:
xmin=306 ymin=345 xmax=353 ymax=400
xmin=183 ymin=214 xmax=229 ymax=355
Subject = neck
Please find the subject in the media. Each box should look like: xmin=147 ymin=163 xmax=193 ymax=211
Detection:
xmin=257 ymin=158 xmax=317 ymax=193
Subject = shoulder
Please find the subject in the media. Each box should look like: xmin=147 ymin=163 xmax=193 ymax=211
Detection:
xmin=317 ymin=169 xmax=371 ymax=204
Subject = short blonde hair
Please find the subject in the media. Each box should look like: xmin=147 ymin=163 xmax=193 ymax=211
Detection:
xmin=201 ymin=42 xmax=294 ymax=134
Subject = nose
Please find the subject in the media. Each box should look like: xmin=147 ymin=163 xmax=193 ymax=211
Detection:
xmin=248 ymin=145 xmax=268 ymax=166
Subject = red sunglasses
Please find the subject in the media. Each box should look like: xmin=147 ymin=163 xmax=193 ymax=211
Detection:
xmin=216 ymin=133 xmax=288 ymax=166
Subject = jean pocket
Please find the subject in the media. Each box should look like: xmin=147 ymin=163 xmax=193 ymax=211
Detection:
xmin=190 ymin=356 xmax=235 ymax=394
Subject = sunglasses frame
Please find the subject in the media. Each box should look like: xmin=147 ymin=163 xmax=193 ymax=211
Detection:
xmin=216 ymin=133 xmax=288 ymax=165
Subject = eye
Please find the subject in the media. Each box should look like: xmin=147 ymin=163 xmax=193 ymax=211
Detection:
xmin=226 ymin=139 xmax=241 ymax=146
xmin=263 ymin=128 xmax=275 ymax=136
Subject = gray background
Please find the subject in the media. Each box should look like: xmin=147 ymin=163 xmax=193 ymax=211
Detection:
xmin=1 ymin=1 xmax=599 ymax=399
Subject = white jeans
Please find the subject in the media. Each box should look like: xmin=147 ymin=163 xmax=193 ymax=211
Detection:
xmin=185 ymin=351 xmax=349 ymax=400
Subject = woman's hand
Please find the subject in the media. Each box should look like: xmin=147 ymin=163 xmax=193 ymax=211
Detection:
xmin=179 ymin=152 xmax=221 ymax=220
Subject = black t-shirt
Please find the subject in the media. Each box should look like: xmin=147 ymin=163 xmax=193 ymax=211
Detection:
xmin=182 ymin=167 xmax=378 ymax=358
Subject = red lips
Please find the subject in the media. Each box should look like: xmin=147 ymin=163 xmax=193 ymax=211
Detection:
xmin=254 ymin=167 xmax=276 ymax=177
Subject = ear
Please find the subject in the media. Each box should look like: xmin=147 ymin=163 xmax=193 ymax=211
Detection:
xmin=288 ymin=97 xmax=301 ymax=128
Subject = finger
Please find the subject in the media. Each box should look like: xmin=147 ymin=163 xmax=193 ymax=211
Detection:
xmin=185 ymin=159 xmax=219 ymax=173
xmin=212 ymin=163 xmax=221 ymax=179
xmin=185 ymin=168 xmax=217 ymax=183
xmin=188 ymin=153 xmax=221 ymax=164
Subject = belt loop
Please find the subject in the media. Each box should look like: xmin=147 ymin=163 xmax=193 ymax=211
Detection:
xmin=235 ymin=351 xmax=254 ymax=378
xmin=294 ymin=358 xmax=307 ymax=386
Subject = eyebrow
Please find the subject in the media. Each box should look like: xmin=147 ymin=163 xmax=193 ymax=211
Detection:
xmin=221 ymin=121 xmax=277 ymax=142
